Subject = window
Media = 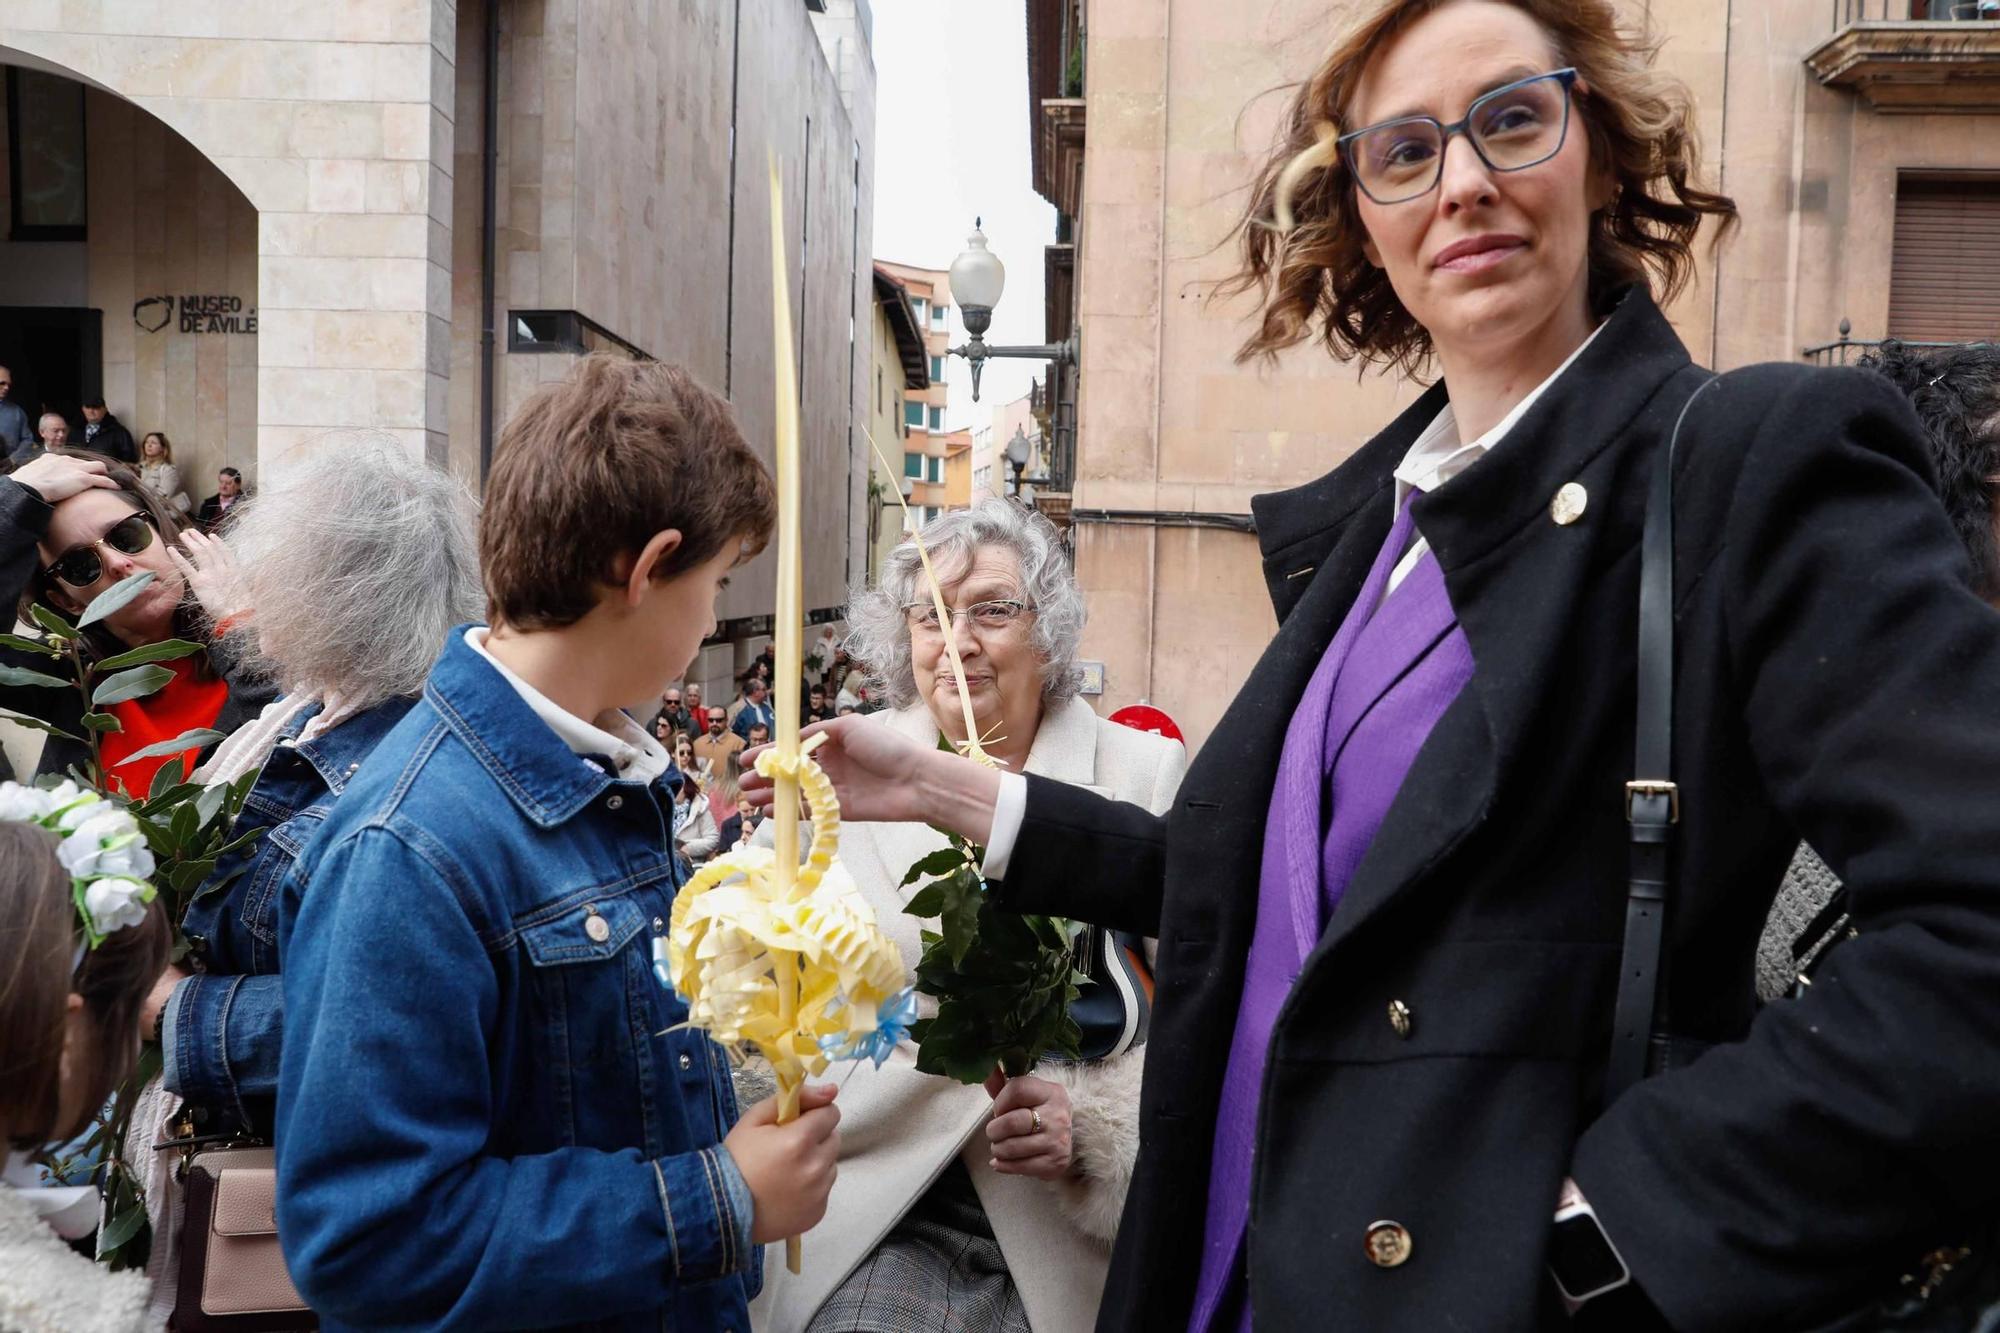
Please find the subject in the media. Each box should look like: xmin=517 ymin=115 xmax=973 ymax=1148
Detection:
xmin=1889 ymin=175 xmax=2000 ymax=342
xmin=929 ymin=406 xmax=944 ymax=431
xmin=906 ymin=401 xmax=925 ymax=429
xmin=928 ymin=455 xmax=945 ymax=484
xmin=904 ymin=452 xmax=924 ymax=479
xmin=910 ymin=296 xmax=928 ymax=324
xmin=508 ymin=309 xmax=647 ymax=357
xmin=932 ymin=303 xmax=949 ymax=331
xmin=7 ymin=68 xmax=88 ymax=240
xmin=930 ymin=355 xmax=945 ymax=380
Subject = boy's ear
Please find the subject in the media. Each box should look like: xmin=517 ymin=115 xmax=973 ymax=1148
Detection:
xmin=625 ymin=529 xmax=685 ymax=607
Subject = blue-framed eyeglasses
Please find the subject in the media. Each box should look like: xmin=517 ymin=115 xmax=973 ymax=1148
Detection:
xmin=1338 ymin=68 xmax=1580 ymax=206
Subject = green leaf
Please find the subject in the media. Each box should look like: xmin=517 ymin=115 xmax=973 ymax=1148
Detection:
xmin=899 ymin=846 xmax=968 ymax=888
xmin=193 ymin=780 xmax=228 ymax=830
xmin=98 ymin=1202 xmax=147 ymax=1252
xmin=0 ymin=663 xmax=71 ymax=690
xmin=0 ymin=711 xmax=83 ymax=742
xmin=116 ymin=727 xmax=224 ymax=766
xmin=92 ymin=664 xmax=175 ymax=708
xmin=135 ymin=782 xmax=201 ymax=816
xmin=82 ymin=711 xmax=122 ymax=734
xmin=0 ymin=631 xmax=62 ymax=657
xmin=168 ymin=859 xmax=218 ymax=894
xmin=94 ymin=638 xmax=204 ymax=671
xmin=902 ymin=882 xmax=950 ymax=918
xmin=28 ymin=604 xmax=77 ymax=639
xmin=170 ymin=801 xmax=199 ymax=850
xmin=149 ymin=756 xmax=188 ymax=802
xmin=75 ymin=570 xmax=156 ymax=629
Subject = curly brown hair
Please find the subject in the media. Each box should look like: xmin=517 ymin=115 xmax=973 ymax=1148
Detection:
xmin=1224 ymin=0 xmax=1737 ymax=374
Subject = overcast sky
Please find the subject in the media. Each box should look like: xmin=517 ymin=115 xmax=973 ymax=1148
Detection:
xmin=870 ymin=0 xmax=1058 ymax=432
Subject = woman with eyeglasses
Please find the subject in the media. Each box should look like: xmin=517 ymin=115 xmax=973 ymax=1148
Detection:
xmin=750 ymin=3 xmax=2000 ymax=1330
xmin=0 ymin=450 xmax=274 ymax=795
xmin=748 ymin=498 xmax=1184 ymax=1333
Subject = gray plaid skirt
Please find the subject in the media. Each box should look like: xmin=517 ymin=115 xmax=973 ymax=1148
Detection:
xmin=805 ymin=1161 xmax=1032 ymax=1333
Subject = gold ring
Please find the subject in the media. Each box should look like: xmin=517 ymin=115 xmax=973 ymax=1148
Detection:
xmin=1030 ymin=1108 xmax=1043 ymax=1135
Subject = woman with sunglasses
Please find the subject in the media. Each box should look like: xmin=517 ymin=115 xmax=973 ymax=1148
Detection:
xmin=754 ymin=3 xmax=2000 ymax=1330
xmin=0 ymin=450 xmax=274 ymax=795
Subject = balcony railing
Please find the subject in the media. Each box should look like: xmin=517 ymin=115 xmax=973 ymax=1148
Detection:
xmin=1809 ymin=0 xmax=2000 ymax=109
xmin=1833 ymin=1 xmax=1998 ymax=20
xmin=1801 ymin=318 xmax=1994 ymax=366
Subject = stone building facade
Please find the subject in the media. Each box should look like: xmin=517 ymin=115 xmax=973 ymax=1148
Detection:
xmin=1033 ymin=0 xmax=2000 ymax=752
xmin=0 ymin=0 xmax=875 ymax=688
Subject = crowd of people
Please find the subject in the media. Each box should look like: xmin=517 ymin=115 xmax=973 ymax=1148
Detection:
xmin=5 ymin=1 xmax=2000 ymax=1331
xmin=0 ymin=365 xmax=248 ymax=534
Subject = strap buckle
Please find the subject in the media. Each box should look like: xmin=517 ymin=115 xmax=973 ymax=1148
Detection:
xmin=1624 ymin=779 xmax=1680 ymax=824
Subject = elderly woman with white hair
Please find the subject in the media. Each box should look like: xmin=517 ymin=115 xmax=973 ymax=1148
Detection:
xmin=117 ymin=442 xmax=482 ymax=1321
xmin=139 ymin=442 xmax=482 ymax=1134
xmin=752 ymin=498 xmax=1186 ymax=1333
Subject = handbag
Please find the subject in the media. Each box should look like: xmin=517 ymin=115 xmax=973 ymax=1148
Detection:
xmin=1068 ymin=925 xmax=1153 ymax=1061
xmin=167 ymin=1135 xmax=316 ymax=1332
xmin=1610 ymin=376 xmax=1995 ymax=1330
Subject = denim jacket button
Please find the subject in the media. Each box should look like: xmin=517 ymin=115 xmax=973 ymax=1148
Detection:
xmin=606 ymin=793 xmax=624 ymax=812
xmin=678 ymin=1053 xmax=693 ymax=1071
xmin=584 ymin=913 xmax=610 ymax=943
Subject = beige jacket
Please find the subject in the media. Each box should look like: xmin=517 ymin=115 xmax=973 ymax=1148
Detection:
xmin=750 ymin=698 xmax=1186 ymax=1333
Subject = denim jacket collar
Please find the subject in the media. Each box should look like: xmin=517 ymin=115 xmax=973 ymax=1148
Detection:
xmin=281 ymin=695 xmax=418 ymax=797
xmin=424 ymin=626 xmax=670 ymax=828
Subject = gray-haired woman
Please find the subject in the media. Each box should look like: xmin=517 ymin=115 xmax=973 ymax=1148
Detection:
xmin=751 ymin=498 xmax=1186 ymax=1333
xmin=126 ymin=440 xmax=482 ymax=1323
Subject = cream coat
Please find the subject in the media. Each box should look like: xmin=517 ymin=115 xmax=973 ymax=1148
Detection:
xmin=749 ymin=698 xmax=1186 ymax=1333
xmin=0 ymin=1185 xmax=149 ymax=1333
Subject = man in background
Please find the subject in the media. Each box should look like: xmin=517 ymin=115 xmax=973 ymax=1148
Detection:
xmin=200 ymin=467 xmax=245 ymax=530
xmin=79 ymin=396 xmax=137 ymax=464
xmin=0 ymin=366 xmax=33 ymax=462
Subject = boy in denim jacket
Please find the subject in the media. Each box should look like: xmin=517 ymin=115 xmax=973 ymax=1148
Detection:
xmin=274 ymin=356 xmax=840 ymax=1331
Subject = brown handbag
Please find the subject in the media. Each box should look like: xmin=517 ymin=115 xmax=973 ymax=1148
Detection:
xmin=171 ymin=1144 xmax=317 ymax=1332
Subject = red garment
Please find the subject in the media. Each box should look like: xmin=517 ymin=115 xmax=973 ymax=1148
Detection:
xmin=101 ymin=655 xmax=228 ymax=797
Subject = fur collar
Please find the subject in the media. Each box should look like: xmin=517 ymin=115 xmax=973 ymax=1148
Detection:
xmin=0 ymin=1183 xmax=149 ymax=1333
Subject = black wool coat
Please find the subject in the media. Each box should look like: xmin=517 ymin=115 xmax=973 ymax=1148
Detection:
xmin=995 ymin=290 xmax=2000 ymax=1332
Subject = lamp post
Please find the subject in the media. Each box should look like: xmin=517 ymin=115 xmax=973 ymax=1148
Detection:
xmin=946 ymin=221 xmax=1076 ymax=404
xmin=1003 ymin=423 xmax=1046 ymax=498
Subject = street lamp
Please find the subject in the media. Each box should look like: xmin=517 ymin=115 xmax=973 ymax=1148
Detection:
xmin=946 ymin=220 xmax=1076 ymax=403
xmin=1003 ymin=423 xmax=1041 ymax=497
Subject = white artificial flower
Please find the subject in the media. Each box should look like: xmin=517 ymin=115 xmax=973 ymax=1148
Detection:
xmin=0 ymin=781 xmax=55 ymax=823
xmin=53 ymin=788 xmax=106 ymax=832
xmin=83 ymin=876 xmax=153 ymax=937
xmin=56 ymin=807 xmax=155 ymax=882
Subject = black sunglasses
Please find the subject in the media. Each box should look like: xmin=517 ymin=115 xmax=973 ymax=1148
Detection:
xmin=43 ymin=510 xmax=159 ymax=590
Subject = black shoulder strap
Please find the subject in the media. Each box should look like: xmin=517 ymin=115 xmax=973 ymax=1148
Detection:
xmin=1606 ymin=375 xmax=1722 ymax=1103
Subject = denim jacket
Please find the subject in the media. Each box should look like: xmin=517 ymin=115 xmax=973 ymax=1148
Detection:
xmin=276 ymin=631 xmax=758 ymax=1333
xmin=164 ymin=696 xmax=415 ymax=1134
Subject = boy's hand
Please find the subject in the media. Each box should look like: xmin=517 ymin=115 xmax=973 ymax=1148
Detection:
xmin=725 ymin=1083 xmax=841 ymax=1243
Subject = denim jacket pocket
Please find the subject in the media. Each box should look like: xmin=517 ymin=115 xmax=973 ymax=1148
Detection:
xmin=517 ymin=894 xmax=658 ymax=1150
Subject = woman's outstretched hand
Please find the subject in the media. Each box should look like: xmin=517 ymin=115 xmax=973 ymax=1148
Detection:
xmin=742 ymin=714 xmax=1001 ymax=835
xmin=167 ymin=527 xmax=242 ymax=622
xmin=983 ymin=1068 xmax=1075 ymax=1181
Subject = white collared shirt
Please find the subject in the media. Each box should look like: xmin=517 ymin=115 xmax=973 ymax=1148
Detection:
xmin=465 ymin=628 xmax=671 ymax=785
xmin=1382 ymin=322 xmax=1605 ymax=598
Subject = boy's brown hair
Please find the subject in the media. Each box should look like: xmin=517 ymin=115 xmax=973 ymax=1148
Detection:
xmin=0 ymin=822 xmax=169 ymax=1148
xmin=481 ymin=354 xmax=777 ymax=629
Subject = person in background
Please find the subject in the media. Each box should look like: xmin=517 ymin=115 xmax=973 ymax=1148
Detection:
xmin=1 ymin=451 xmax=275 ymax=793
xmin=136 ymin=433 xmax=192 ymax=516
xmin=823 ymin=646 xmax=855 ymax=698
xmin=731 ymin=677 xmax=775 ymax=742
xmin=197 ymin=468 xmax=244 ymax=532
xmin=19 ymin=412 xmax=69 ymax=467
xmin=744 ymin=721 xmax=769 ymax=751
xmin=0 ymin=817 xmax=170 ymax=1333
xmin=716 ymin=793 xmax=760 ymax=855
xmin=685 ymin=682 xmax=708 ymax=732
xmin=0 ymin=364 xmax=34 ymax=460
xmin=693 ymin=707 xmax=743 ymax=780
xmin=672 ymin=769 xmax=718 ymax=867
xmin=660 ymin=687 xmax=694 ymax=737
xmin=78 ymin=398 xmax=136 ymax=466
xmin=802 ymin=683 xmax=831 ymax=727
